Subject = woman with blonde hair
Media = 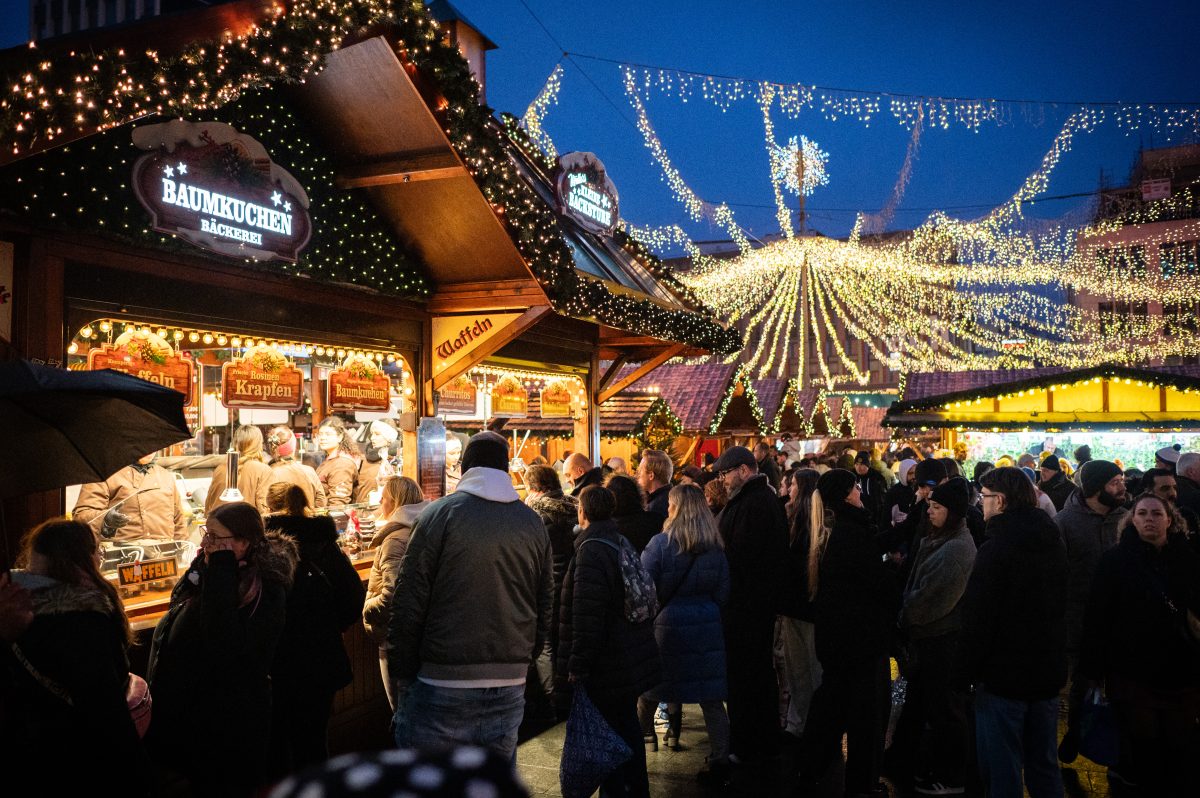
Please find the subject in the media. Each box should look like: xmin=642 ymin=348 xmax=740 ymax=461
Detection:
xmin=363 ymin=475 xmax=429 ymax=708
xmin=4 ymin=520 xmax=147 ymax=790
xmin=637 ymin=483 xmax=732 ymax=786
xmin=206 ymin=424 xmax=274 ymax=514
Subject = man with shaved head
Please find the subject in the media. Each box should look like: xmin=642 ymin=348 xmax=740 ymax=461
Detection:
xmin=565 ymin=452 xmax=605 ymax=497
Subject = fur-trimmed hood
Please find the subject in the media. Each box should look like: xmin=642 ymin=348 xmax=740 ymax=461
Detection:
xmin=526 ymin=491 xmax=578 ymax=523
xmin=11 ymin=571 xmax=118 ymax=618
xmin=259 ymin=530 xmax=300 ymax=590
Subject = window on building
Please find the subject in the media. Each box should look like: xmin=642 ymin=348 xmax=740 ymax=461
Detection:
xmin=1161 ymin=241 xmax=1200 ymax=278
xmin=1096 ymin=245 xmax=1147 ymax=276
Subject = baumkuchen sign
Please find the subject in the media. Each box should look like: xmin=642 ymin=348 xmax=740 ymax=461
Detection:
xmin=438 ymin=373 xmax=478 ymax=415
xmin=431 ymin=313 xmax=522 ymax=376
xmin=540 ymin=380 xmax=573 ymax=418
xmin=492 ymin=375 xmax=529 ymax=418
xmin=131 ymin=119 xmax=312 ymax=262
xmin=327 ymin=355 xmax=391 ymax=413
xmin=221 ymin=345 xmax=304 ymax=410
xmin=555 ymin=152 xmax=619 ymax=236
xmin=88 ymin=329 xmax=195 ymax=405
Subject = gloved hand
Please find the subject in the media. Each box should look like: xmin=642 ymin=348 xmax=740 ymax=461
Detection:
xmin=100 ymin=508 xmax=130 ymax=538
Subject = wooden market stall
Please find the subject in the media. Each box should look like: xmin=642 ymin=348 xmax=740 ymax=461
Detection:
xmin=884 ymin=363 xmax=1200 ymax=470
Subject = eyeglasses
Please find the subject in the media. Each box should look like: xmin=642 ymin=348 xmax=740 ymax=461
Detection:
xmin=718 ymin=467 xmax=739 ymax=479
xmin=980 ymin=492 xmax=1000 ymax=502
xmin=199 ymin=526 xmax=235 ymax=540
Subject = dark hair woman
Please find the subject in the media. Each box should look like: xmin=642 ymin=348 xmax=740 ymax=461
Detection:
xmin=607 ymin=473 xmax=661 ymax=553
xmin=777 ymin=468 xmax=822 ymax=741
xmin=558 ymin=485 xmax=660 ymax=798
xmin=147 ymin=501 xmax=297 ymax=796
xmin=1080 ymin=493 xmax=1200 ymax=795
xmin=4 ymin=520 xmax=147 ymax=793
xmin=265 ymin=485 xmax=366 ymax=776
xmin=314 ymin=416 xmax=359 ymax=507
xmin=797 ymin=469 xmax=900 ymax=797
xmin=894 ymin=479 xmax=978 ymax=794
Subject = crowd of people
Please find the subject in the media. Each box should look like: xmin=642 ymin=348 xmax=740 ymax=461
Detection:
xmin=3 ymin=425 xmax=1199 ymax=798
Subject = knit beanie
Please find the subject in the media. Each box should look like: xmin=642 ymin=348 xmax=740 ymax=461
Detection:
xmin=930 ymin=478 xmax=970 ymax=518
xmin=1080 ymin=459 xmax=1122 ymax=498
xmin=913 ymin=458 xmax=946 ymax=487
xmin=461 ymin=431 xmax=510 ymax=473
xmin=1040 ymin=452 xmax=1062 ymax=473
xmin=816 ymin=468 xmax=857 ymax=507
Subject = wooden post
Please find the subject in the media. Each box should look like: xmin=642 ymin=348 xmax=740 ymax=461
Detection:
xmin=587 ymin=348 xmax=601 ymax=461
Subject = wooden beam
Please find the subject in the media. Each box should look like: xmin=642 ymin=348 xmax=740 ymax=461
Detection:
xmin=431 ymin=305 xmax=552 ymax=391
xmin=598 ymin=354 xmax=629 ymax=394
xmin=335 ymin=151 xmax=467 ymax=188
xmin=598 ymin=343 xmax=687 ymax=404
xmin=426 ymin=279 xmax=549 ymax=313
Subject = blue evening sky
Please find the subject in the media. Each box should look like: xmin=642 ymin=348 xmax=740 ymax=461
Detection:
xmin=4 ymin=1 xmax=1200 ymax=242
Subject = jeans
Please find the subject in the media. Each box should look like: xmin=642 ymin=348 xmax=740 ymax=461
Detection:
xmin=974 ymin=688 xmax=1063 ymax=798
xmin=393 ymin=679 xmax=526 ymax=761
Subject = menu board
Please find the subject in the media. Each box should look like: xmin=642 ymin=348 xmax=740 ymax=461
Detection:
xmin=221 ymin=344 xmax=304 ymax=410
xmin=438 ymin=374 xmax=478 ymax=415
xmin=327 ymin=356 xmax=391 ymax=413
xmin=540 ymin=380 xmax=573 ymax=418
xmin=87 ymin=331 xmax=195 ymax=405
xmin=492 ymin=376 xmax=528 ymax=418
xmin=418 ymin=416 xmax=447 ymax=500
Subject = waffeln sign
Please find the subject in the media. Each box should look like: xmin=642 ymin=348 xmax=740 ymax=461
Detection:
xmin=118 ymin=556 xmax=178 ymax=586
xmin=88 ymin=344 xmax=195 ymax=406
xmin=131 ymin=119 xmax=312 ymax=262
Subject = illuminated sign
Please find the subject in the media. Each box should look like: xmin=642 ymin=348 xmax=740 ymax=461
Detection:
xmin=118 ymin=556 xmax=178 ymax=586
xmin=328 ymin=355 xmax=391 ymax=413
xmin=87 ymin=329 xmax=195 ymax=406
xmin=221 ymin=345 xmax=305 ymax=410
xmin=438 ymin=374 xmax=478 ymax=415
xmin=131 ymin=119 xmax=312 ymax=262
xmin=555 ymin=152 xmax=619 ymax=236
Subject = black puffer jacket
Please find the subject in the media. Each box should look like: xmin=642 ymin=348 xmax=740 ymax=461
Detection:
xmin=812 ymin=503 xmax=901 ymax=663
xmin=266 ymin=514 xmax=366 ymax=690
xmin=148 ymin=535 xmax=296 ymax=790
xmin=1081 ymin=527 xmax=1200 ymax=689
xmin=557 ymin=519 xmax=661 ymax=701
xmin=717 ymin=474 xmax=790 ymax=615
xmin=3 ymin=574 xmax=148 ymax=794
xmin=959 ymin=506 xmax=1068 ymax=700
xmin=1039 ymin=471 xmax=1076 ymax=512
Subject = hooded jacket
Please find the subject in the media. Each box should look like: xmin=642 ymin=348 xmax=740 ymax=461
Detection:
xmin=3 ymin=573 xmax=148 ymax=793
xmin=717 ymin=473 xmax=790 ymax=616
xmin=266 ymin=514 xmax=366 ymax=690
xmin=147 ymin=533 xmax=297 ymax=787
xmin=557 ymin=518 xmax=661 ymax=701
xmin=853 ymin=467 xmax=889 ymax=527
xmin=901 ymin=522 xmax=977 ymax=640
xmin=1055 ymin=490 xmax=1127 ymax=651
xmin=884 ymin=459 xmax=918 ymax=525
xmin=387 ymin=467 xmax=553 ymax=683
xmin=364 ymin=500 xmax=432 ymax=645
xmin=959 ymin=506 xmax=1068 ymax=700
xmin=812 ymin=503 xmax=901 ymax=663
xmin=72 ymin=463 xmax=186 ymax=543
xmin=1080 ymin=526 xmax=1200 ymax=689
xmin=1039 ymin=470 xmax=1076 ymax=512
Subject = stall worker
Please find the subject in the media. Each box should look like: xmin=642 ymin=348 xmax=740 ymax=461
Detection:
xmin=267 ymin=426 xmax=327 ymax=511
xmin=315 ymin=417 xmax=359 ymax=508
xmin=73 ymin=453 xmax=186 ymax=543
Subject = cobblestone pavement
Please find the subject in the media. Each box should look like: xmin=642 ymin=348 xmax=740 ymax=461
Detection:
xmin=515 ymin=706 xmax=1124 ymax=797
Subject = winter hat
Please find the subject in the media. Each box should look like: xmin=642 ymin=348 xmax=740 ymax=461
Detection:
xmin=1156 ymin=444 xmax=1183 ymax=465
xmin=1074 ymin=445 xmax=1092 ymax=464
xmin=816 ymin=468 xmax=857 ymax=507
xmin=1020 ymin=466 xmax=1038 ymax=484
xmin=913 ymin=458 xmax=946 ymax=487
xmin=854 ymin=451 xmax=872 ymax=466
xmin=1080 ymin=459 xmax=1123 ymax=498
xmin=930 ymin=478 xmax=970 ymax=519
xmin=713 ymin=445 xmax=757 ymax=473
xmin=461 ymin=431 xmax=510 ymax=473
xmin=1040 ymin=453 xmax=1062 ymax=473
xmin=369 ymin=420 xmax=399 ymax=443
xmin=897 ymin=458 xmax=918 ymax=485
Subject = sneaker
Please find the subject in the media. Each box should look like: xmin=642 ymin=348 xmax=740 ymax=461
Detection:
xmin=914 ymin=778 xmax=965 ymax=795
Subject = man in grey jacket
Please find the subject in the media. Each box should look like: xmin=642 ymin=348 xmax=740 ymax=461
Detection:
xmin=1053 ymin=459 xmax=1127 ymax=765
xmin=388 ymin=431 xmax=553 ymax=759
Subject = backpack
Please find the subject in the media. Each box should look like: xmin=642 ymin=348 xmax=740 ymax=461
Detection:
xmin=581 ymin=535 xmax=659 ymax=624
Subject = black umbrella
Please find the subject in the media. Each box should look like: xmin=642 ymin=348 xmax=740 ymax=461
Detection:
xmin=0 ymin=360 xmax=192 ymax=499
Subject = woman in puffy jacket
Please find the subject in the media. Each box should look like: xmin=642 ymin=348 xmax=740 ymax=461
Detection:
xmin=637 ymin=484 xmax=731 ymax=785
xmin=4 ymin=520 xmax=147 ymax=794
xmin=265 ymin=484 xmax=366 ymax=775
xmin=148 ymin=501 xmax=296 ymax=797
xmin=1081 ymin=492 xmax=1200 ymax=795
xmin=363 ymin=476 xmax=429 ymax=709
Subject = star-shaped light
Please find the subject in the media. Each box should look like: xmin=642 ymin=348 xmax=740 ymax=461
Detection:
xmin=770 ymin=135 xmax=830 ymax=197
xmin=283 ymin=201 xmax=292 ymax=212
xmin=176 ymin=162 xmax=187 ymax=175
xmin=163 ymin=164 xmax=174 ymax=178
xmin=270 ymin=191 xmax=282 ymax=206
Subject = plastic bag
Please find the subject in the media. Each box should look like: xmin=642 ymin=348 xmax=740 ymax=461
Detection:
xmin=1079 ymin=687 xmax=1119 ymax=767
xmin=559 ymin=686 xmax=632 ymax=798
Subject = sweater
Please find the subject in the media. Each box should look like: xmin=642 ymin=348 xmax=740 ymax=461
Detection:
xmin=387 ymin=467 xmax=553 ymax=683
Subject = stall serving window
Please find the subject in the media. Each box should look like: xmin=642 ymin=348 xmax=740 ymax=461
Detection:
xmin=64 ymin=317 xmax=415 ymax=614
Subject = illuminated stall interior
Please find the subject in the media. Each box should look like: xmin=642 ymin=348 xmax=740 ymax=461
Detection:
xmin=885 ymin=364 xmax=1200 ymax=470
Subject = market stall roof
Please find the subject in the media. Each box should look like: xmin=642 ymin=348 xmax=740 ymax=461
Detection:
xmin=498 ymin=393 xmax=679 ymax=438
xmin=611 ymin=362 xmax=737 ymax=433
xmin=775 ymin=385 xmax=821 ymax=435
xmin=850 ymin=406 xmax=890 ymax=441
xmin=887 ymin=363 xmax=1200 ymax=430
xmin=751 ymin=379 xmax=788 ymax=425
